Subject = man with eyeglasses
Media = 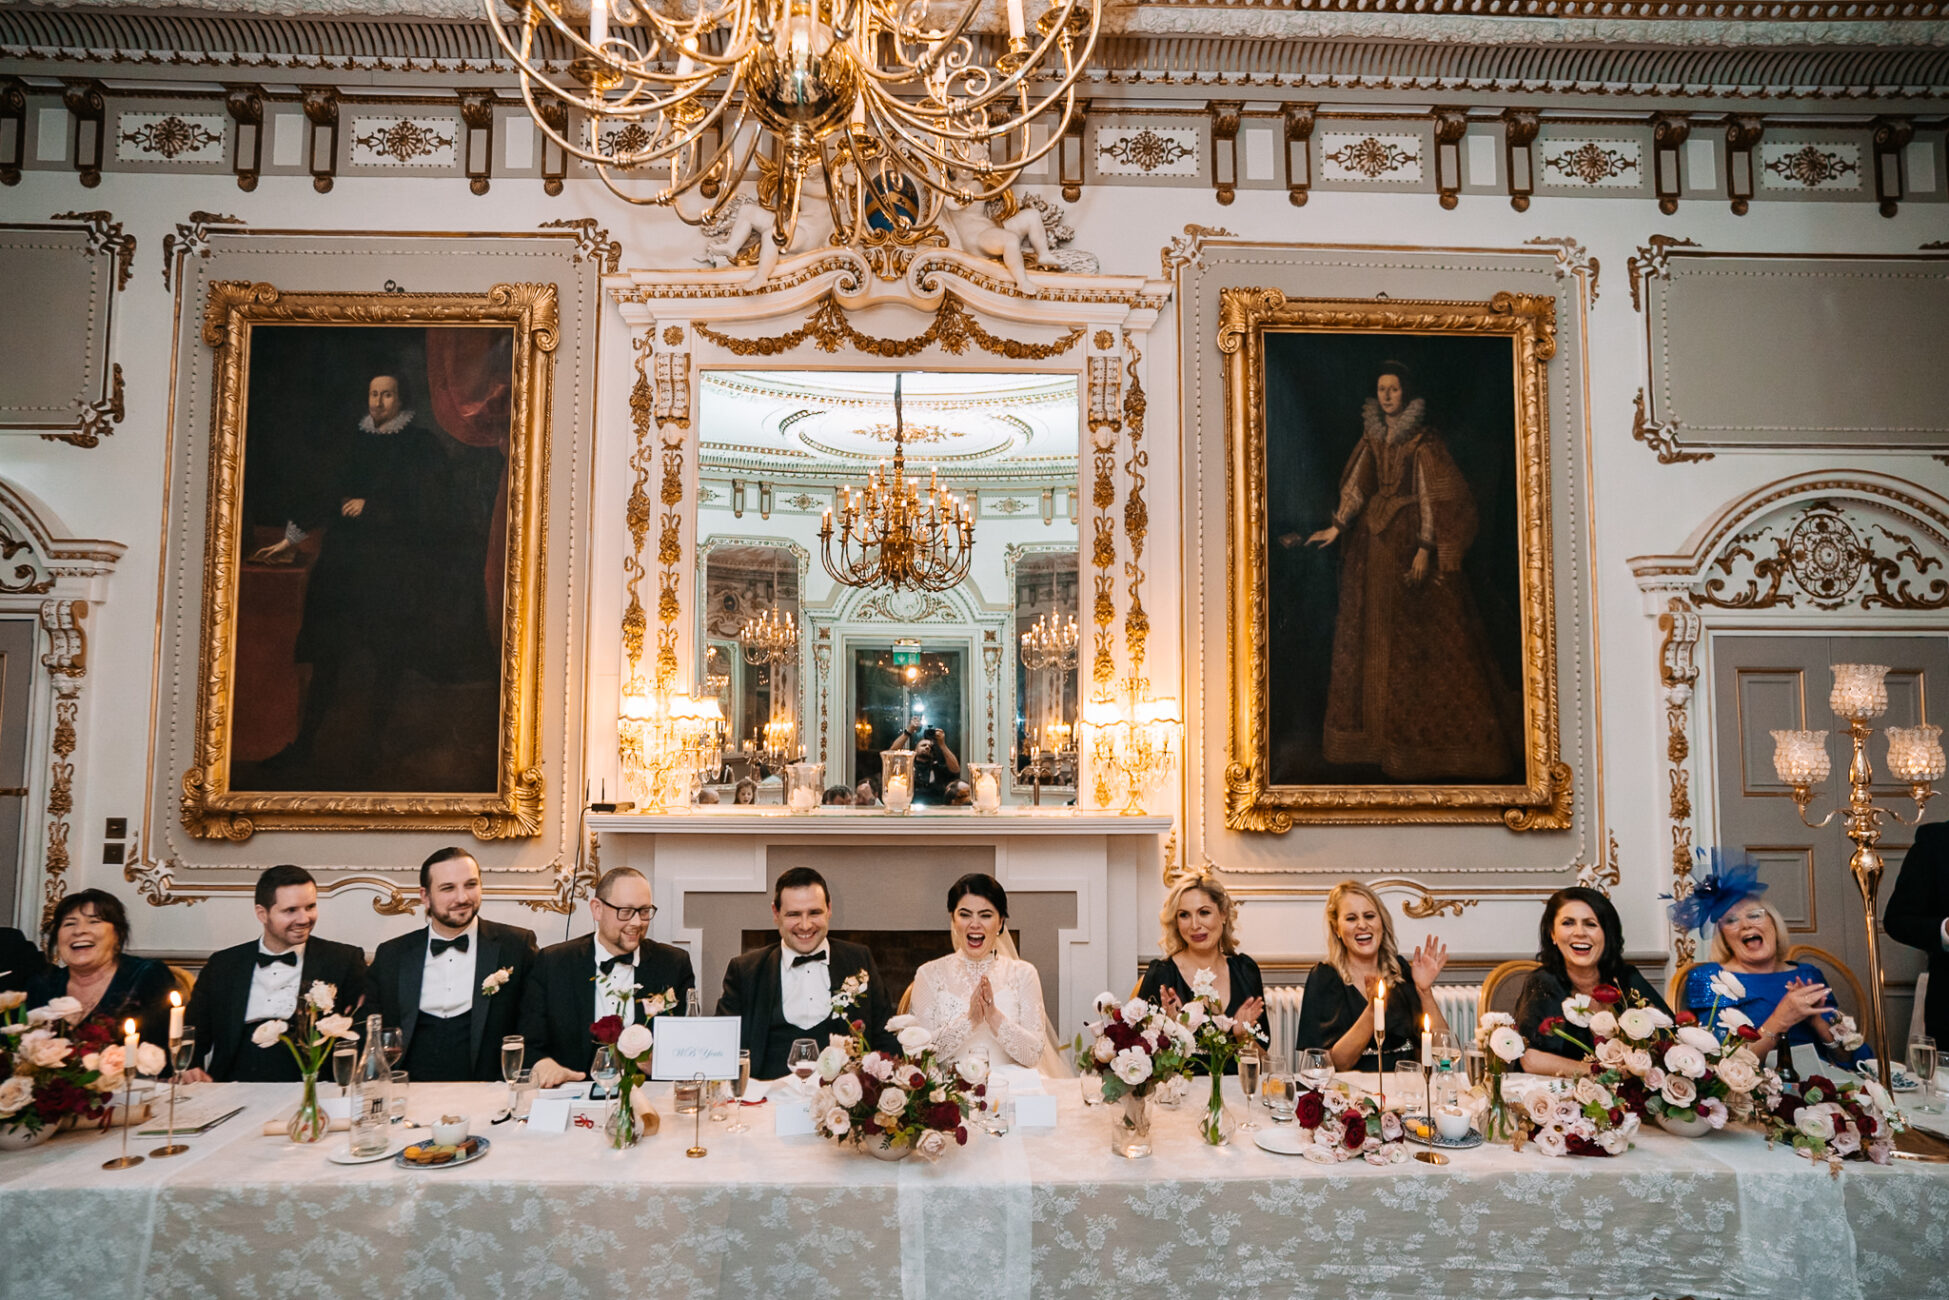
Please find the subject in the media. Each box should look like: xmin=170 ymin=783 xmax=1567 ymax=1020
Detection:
xmin=521 ymin=867 xmax=696 ymax=1088
xmin=370 ymin=847 xmax=538 ymax=1082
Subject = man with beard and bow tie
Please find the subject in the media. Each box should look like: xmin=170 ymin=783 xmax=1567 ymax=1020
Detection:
xmin=520 ymin=867 xmax=696 ymax=1088
xmin=178 ymin=864 xmax=368 ymax=1082
xmin=715 ymin=867 xmax=896 ymax=1079
xmin=369 ymin=847 xmax=538 ymax=1081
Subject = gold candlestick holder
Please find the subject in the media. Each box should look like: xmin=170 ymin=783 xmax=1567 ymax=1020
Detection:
xmin=686 ymin=1072 xmax=707 ymax=1159
xmin=102 ymin=1069 xmax=144 ymax=1170
xmin=151 ymin=1042 xmax=189 ymax=1158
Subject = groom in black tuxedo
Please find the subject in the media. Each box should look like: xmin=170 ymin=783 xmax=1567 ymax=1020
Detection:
xmin=716 ymin=866 xmax=896 ymax=1079
xmin=369 ymin=847 xmax=538 ymax=1082
xmin=180 ymin=864 xmax=368 ymax=1082
xmin=520 ymin=866 xmax=695 ymax=1088
xmin=1889 ymin=820 xmax=1949 ymax=1043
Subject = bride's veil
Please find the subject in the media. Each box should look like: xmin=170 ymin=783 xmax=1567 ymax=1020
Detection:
xmin=998 ymin=928 xmax=1076 ymax=1077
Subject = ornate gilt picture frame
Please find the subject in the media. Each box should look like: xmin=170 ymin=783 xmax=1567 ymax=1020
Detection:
xmin=182 ymin=282 xmax=556 ymax=839
xmin=1219 ymin=289 xmax=1569 ymax=831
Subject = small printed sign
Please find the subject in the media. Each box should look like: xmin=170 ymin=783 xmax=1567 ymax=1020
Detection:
xmin=648 ymin=1015 xmax=744 ymax=1082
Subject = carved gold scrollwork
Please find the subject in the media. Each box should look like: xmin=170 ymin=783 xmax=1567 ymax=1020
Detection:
xmin=1576 ymin=831 xmax=1623 ymax=894
xmin=37 ymin=602 xmax=82 ymax=931
xmin=1121 ymin=333 xmax=1150 ymax=674
xmin=692 ymin=292 xmax=1084 ymax=360
xmin=1698 ymin=500 xmax=1949 ymax=611
xmin=1627 ymin=234 xmax=1700 ymax=313
xmin=540 ymin=217 xmax=622 ymax=273
xmin=162 ymin=211 xmax=244 ymax=291
xmin=0 ymin=520 xmax=54 ymax=595
xmin=1400 ymin=887 xmax=1481 ymax=920
xmin=1657 ymin=595 xmax=1702 ymax=962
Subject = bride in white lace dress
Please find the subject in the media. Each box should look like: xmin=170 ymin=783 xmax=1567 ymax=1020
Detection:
xmin=910 ymin=874 xmax=1067 ymax=1072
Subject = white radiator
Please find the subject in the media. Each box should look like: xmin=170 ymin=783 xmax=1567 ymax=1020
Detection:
xmin=1263 ymin=982 xmax=1479 ymax=1058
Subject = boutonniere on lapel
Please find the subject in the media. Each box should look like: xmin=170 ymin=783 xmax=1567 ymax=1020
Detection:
xmin=480 ymin=967 xmax=513 ymax=997
xmin=640 ymin=987 xmax=679 ymax=1018
xmin=830 ymin=972 xmax=869 ymax=1018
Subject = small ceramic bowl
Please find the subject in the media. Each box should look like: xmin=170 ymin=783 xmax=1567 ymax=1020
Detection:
xmin=432 ymin=1115 xmax=469 ymax=1146
xmin=1434 ymin=1107 xmax=1473 ymax=1141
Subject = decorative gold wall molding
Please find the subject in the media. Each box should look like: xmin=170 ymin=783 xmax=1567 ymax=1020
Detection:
xmin=1627 ymin=235 xmax=1699 ymax=313
xmin=1121 ymin=333 xmax=1151 ymax=675
xmin=539 ymin=217 xmax=621 ymax=274
xmin=1576 ymin=829 xmax=1623 ymax=894
xmin=692 ymin=292 xmax=1086 ymax=361
xmin=37 ymin=601 xmax=83 ymax=932
xmin=161 ymin=211 xmax=244 ymax=290
xmin=1160 ymin=224 xmax=1235 ymax=278
xmin=1631 ymin=388 xmax=1713 ymax=466
xmin=1524 ymin=236 xmax=1600 ymax=305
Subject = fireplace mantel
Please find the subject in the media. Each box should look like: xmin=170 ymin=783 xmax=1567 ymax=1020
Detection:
xmin=588 ymin=812 xmax=1172 ymax=1039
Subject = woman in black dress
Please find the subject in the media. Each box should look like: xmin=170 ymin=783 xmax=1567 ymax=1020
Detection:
xmin=27 ymin=890 xmax=177 ymax=1051
xmin=1514 ymin=886 xmax=1672 ymax=1077
xmin=1138 ymin=874 xmax=1269 ymax=1068
xmin=1295 ymin=880 xmax=1452 ymax=1072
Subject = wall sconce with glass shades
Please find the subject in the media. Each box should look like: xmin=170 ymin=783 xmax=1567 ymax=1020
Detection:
xmin=1769 ymin=662 xmax=1943 ymax=1095
xmin=1080 ymin=679 xmax=1183 ymax=816
xmin=619 ymin=681 xmax=729 ymax=810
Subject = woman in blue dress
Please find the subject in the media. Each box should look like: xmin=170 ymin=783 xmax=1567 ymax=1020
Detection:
xmin=1673 ymin=857 xmax=1867 ymax=1069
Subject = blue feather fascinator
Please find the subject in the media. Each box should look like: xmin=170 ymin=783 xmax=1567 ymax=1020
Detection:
xmin=1664 ymin=849 xmax=1767 ymax=934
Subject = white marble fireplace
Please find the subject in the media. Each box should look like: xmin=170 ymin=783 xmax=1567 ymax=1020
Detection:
xmin=587 ymin=810 xmax=1171 ymax=1038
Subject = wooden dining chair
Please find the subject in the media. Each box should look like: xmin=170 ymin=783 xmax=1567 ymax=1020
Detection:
xmin=1478 ymin=959 xmax=1539 ymax=1022
xmin=1667 ymin=960 xmax=1702 ymax=1014
xmin=897 ymin=983 xmax=913 ymax=1016
xmin=1785 ymin=944 xmax=1869 ymax=1023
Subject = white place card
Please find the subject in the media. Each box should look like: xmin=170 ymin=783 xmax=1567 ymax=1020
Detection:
xmin=772 ymin=1098 xmax=816 ymax=1136
xmin=1014 ymin=1094 xmax=1059 ymax=1128
xmin=526 ymin=1098 xmax=573 ymax=1133
xmin=321 ymin=1095 xmax=353 ymax=1121
xmin=649 ymin=1015 xmax=743 ymax=1081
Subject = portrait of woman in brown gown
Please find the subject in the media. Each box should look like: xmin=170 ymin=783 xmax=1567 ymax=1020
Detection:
xmin=1284 ymin=359 xmax=1521 ymax=784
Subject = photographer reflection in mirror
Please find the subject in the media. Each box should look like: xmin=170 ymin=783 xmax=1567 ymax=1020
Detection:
xmin=893 ymin=712 xmax=962 ymax=806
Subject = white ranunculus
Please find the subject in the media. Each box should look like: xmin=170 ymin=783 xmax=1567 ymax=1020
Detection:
xmin=1588 ymin=1010 xmax=1618 ymax=1039
xmin=1091 ymin=1036 xmax=1117 ymax=1064
xmin=884 ymin=1014 xmax=918 ymax=1032
xmin=1140 ymin=1028 xmax=1161 ymax=1051
xmin=1094 ymin=991 xmax=1121 ymax=1013
xmin=1699 ymin=1097 xmax=1728 ymax=1129
xmin=916 ymin=1128 xmax=950 ymax=1159
xmin=876 ymin=1085 xmax=908 ymax=1115
xmin=25 ymin=1007 xmax=58 ymax=1027
xmin=0 ymin=1022 xmax=24 ymax=1036
xmin=831 ymin=1072 xmax=864 ymax=1108
xmin=251 ymin=1019 xmax=288 ymax=1050
xmin=1676 ymin=1025 xmax=1719 ymax=1055
xmin=1596 ymin=1130 xmax=1628 ymax=1155
xmin=1489 ymin=1025 xmax=1526 ymax=1063
xmin=1708 ymin=970 xmax=1746 ymax=1002
xmin=1617 ymin=1008 xmax=1656 ymax=1040
xmin=135 ymin=1042 xmax=167 ymax=1077
xmin=897 ymin=1026 xmax=934 ymax=1054
xmin=1562 ymin=994 xmax=1596 ymax=1028
xmin=1595 ymin=1038 xmax=1630 ymax=1070
xmin=305 ymin=980 xmax=337 ymax=1013
xmin=316 ymin=1014 xmax=355 ymax=1041
xmin=616 ymin=1023 xmax=654 ymax=1061
xmin=1618 ymin=1112 xmax=1641 ymax=1139
xmin=0 ymin=990 xmax=25 ymax=1013
xmin=1645 ymin=1007 xmax=1674 ymax=1030
xmin=817 ymin=1044 xmax=851 ymax=1081
xmin=1660 ymin=1074 xmax=1698 ymax=1108
xmin=957 ymin=1055 xmax=989 ymax=1084
xmin=43 ymin=995 xmax=83 ymax=1023
xmin=861 ymin=1053 xmax=895 ymax=1082
xmin=1716 ymin=1006 xmax=1753 ymax=1032
xmin=1716 ymin=1056 xmax=1759 ymax=1094
xmin=0 ymin=1074 xmax=33 ymax=1116
xmin=1122 ymin=998 xmax=1151 ymax=1023
xmin=1664 ymin=1043 xmax=1708 ymax=1080
xmin=1479 ymin=1011 xmax=1515 ymax=1031
xmin=1111 ymin=1047 xmax=1154 ymax=1087
xmin=1533 ymin=1126 xmax=1569 ymax=1158
xmin=1551 ymin=1097 xmax=1581 ymax=1126
xmin=1797 ymin=1108 xmax=1836 ymax=1142
xmin=824 ymin=1107 xmax=851 ymax=1136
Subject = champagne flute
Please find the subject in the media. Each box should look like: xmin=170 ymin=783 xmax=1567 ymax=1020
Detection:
xmin=726 ymin=1049 xmax=752 ymax=1134
xmin=1237 ymin=1044 xmax=1263 ymax=1132
xmin=787 ymin=1038 xmax=819 ymax=1093
xmin=1909 ymin=1035 xmax=1939 ymax=1114
xmin=501 ymin=1035 xmax=525 ymax=1117
xmin=332 ymin=1044 xmax=357 ymax=1098
xmin=171 ymin=1030 xmax=197 ymax=1078
xmin=590 ymin=1046 xmax=621 ymax=1128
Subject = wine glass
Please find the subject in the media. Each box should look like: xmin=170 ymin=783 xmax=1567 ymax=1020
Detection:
xmin=171 ymin=1030 xmax=197 ymax=1078
xmin=380 ymin=1026 xmax=405 ymax=1071
xmin=1236 ymin=1044 xmax=1263 ymax=1132
xmin=332 ymin=1044 xmax=357 ymax=1098
xmin=1297 ymin=1047 xmax=1333 ymax=1094
xmin=501 ymin=1036 xmax=525 ymax=1117
xmin=590 ymin=1046 xmax=622 ymax=1127
xmin=786 ymin=1038 xmax=819 ymax=1093
xmin=1910 ymin=1035 xmax=1940 ymax=1115
xmin=725 ymin=1049 xmax=752 ymax=1134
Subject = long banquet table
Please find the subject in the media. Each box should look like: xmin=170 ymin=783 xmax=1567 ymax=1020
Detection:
xmin=3 ymin=1077 xmax=1946 ymax=1300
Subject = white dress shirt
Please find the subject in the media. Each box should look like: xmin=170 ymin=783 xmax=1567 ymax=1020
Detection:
xmin=243 ymin=942 xmax=305 ymax=1024
xmin=780 ymin=944 xmax=831 ymax=1030
xmin=420 ymin=921 xmax=480 ymax=1018
xmin=594 ymin=940 xmax=637 ymax=1026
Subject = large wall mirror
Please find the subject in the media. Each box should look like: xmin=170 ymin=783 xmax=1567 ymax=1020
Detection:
xmin=694 ymin=369 xmax=1079 ymax=805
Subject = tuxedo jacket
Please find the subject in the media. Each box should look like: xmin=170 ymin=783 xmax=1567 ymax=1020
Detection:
xmin=369 ymin=918 xmax=538 ymax=1081
xmin=185 ymin=936 xmax=369 ymax=1081
xmin=1888 ymin=820 xmax=1949 ymax=1043
xmin=0 ymin=927 xmax=47 ymax=994
xmin=517 ymin=933 xmax=696 ymax=1075
xmin=715 ymin=937 xmax=896 ymax=1078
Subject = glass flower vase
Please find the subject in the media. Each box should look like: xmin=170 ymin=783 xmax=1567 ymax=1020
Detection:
xmin=1199 ymin=1071 xmax=1236 ymax=1146
xmin=287 ymin=1071 xmax=330 ymax=1144
xmin=1482 ymin=1072 xmax=1520 ymax=1144
xmin=1111 ymin=1090 xmax=1154 ymax=1159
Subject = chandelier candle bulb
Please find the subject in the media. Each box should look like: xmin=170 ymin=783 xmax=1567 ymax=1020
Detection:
xmin=1830 ymin=663 xmax=1891 ymax=721
xmin=1006 ymin=0 xmax=1026 ymax=38
xmin=1771 ymin=729 xmax=1832 ymax=786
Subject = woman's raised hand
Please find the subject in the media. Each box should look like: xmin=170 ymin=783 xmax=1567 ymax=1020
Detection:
xmin=1409 ymin=937 xmax=1449 ymax=991
xmin=1234 ymin=996 xmax=1265 ymax=1031
xmin=1158 ymin=987 xmax=1183 ymax=1018
xmin=1774 ymin=977 xmax=1832 ymax=1028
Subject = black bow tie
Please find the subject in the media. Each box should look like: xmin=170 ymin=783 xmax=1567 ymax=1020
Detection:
xmin=790 ymin=949 xmax=828 ymax=969
xmin=255 ymin=951 xmax=297 ymax=968
xmin=430 ymin=933 xmax=470 ymax=956
xmin=600 ymin=954 xmax=634 ymax=977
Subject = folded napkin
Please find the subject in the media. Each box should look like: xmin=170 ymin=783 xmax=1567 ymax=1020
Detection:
xmin=262 ymin=1115 xmax=351 ymax=1136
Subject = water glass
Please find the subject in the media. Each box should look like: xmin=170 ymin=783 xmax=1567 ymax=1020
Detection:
xmin=389 ymin=1071 xmax=410 ymax=1123
xmin=983 ymin=1077 xmax=1014 ymax=1135
xmin=1464 ymin=1047 xmax=1488 ymax=1090
xmin=1909 ymin=1035 xmax=1940 ymax=1114
xmin=510 ymin=1069 xmax=537 ymax=1122
xmin=1297 ymin=1047 xmax=1333 ymax=1094
xmin=1265 ymin=1054 xmax=1297 ymax=1123
xmin=1080 ymin=1072 xmax=1104 ymax=1107
xmin=1394 ymin=1061 xmax=1424 ymax=1111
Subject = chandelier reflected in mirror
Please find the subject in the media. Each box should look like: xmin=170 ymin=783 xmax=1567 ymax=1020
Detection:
xmin=483 ymin=0 xmax=1101 ymax=250
xmin=821 ymin=373 xmax=975 ymax=591
xmin=741 ymin=551 xmax=800 ymax=665
xmin=1019 ymin=611 xmax=1078 ymax=672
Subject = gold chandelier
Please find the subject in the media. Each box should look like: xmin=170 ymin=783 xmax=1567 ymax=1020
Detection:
xmin=821 ymin=374 xmax=974 ymax=591
xmin=483 ymin=0 xmax=1101 ymax=249
xmin=1019 ymin=610 xmax=1078 ymax=672
xmin=741 ymin=551 xmax=800 ymax=665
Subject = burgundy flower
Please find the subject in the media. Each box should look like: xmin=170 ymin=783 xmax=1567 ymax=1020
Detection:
xmin=1342 ymin=1112 xmax=1367 ymax=1150
xmin=1537 ymin=1016 xmax=1566 ymax=1039
xmin=1591 ymin=985 xmax=1622 ymax=1005
xmin=1735 ymin=1025 xmax=1760 ymax=1042
xmin=955 ymin=1125 xmax=968 ymax=1145
xmin=589 ymin=1015 xmax=623 ymax=1045
xmin=926 ymin=1101 xmax=961 ymax=1130
xmin=1807 ymin=1075 xmax=1838 ymax=1098
xmin=1293 ymin=1091 xmax=1325 ymax=1129
xmin=1675 ymin=1011 xmax=1698 ymax=1027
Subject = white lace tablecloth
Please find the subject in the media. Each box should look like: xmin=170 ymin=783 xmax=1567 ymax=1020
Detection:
xmin=2 ymin=1078 xmax=1945 ymax=1299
